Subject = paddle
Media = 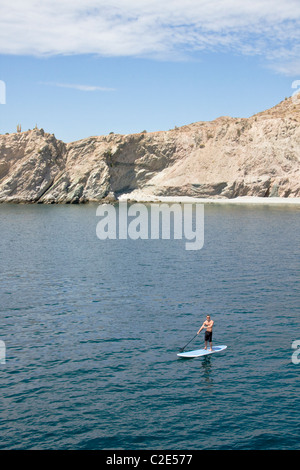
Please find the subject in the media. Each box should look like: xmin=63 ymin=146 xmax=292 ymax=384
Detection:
xmin=178 ymin=333 xmax=198 ymax=353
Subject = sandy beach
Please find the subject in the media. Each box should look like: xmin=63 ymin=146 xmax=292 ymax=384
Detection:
xmin=118 ymin=193 xmax=300 ymax=205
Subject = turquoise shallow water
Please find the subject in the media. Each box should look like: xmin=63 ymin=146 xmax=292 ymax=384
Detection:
xmin=0 ymin=203 xmax=299 ymax=449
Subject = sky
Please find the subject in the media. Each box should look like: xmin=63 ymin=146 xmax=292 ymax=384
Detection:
xmin=0 ymin=0 xmax=300 ymax=142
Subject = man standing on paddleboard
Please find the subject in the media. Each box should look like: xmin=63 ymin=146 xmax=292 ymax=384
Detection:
xmin=197 ymin=315 xmax=214 ymax=351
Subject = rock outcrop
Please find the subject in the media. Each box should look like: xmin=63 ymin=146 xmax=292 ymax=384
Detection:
xmin=0 ymin=95 xmax=299 ymax=203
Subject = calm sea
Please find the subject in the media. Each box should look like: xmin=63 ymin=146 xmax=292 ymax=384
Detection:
xmin=0 ymin=202 xmax=299 ymax=450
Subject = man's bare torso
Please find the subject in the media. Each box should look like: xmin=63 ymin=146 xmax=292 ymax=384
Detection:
xmin=203 ymin=320 xmax=214 ymax=332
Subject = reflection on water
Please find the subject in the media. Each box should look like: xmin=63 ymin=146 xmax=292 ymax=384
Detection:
xmin=200 ymin=356 xmax=213 ymax=384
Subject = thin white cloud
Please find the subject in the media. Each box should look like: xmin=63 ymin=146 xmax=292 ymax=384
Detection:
xmin=41 ymin=82 xmax=115 ymax=92
xmin=1 ymin=0 xmax=300 ymax=73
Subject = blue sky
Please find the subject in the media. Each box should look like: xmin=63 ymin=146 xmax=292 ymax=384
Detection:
xmin=0 ymin=1 xmax=300 ymax=142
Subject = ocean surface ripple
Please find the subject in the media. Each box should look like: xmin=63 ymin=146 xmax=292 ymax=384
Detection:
xmin=0 ymin=203 xmax=299 ymax=449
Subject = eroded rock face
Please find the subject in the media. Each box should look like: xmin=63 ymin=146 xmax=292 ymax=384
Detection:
xmin=0 ymin=129 xmax=66 ymax=202
xmin=0 ymin=96 xmax=299 ymax=203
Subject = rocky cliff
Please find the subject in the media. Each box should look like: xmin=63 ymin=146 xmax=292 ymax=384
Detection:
xmin=0 ymin=96 xmax=299 ymax=203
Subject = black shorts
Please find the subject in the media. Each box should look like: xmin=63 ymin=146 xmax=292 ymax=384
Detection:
xmin=205 ymin=330 xmax=212 ymax=342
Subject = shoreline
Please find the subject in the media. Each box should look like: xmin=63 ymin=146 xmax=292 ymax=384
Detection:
xmin=118 ymin=194 xmax=300 ymax=205
xmin=0 ymin=196 xmax=299 ymax=206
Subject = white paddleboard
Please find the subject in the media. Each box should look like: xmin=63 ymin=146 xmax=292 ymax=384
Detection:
xmin=177 ymin=345 xmax=227 ymax=358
